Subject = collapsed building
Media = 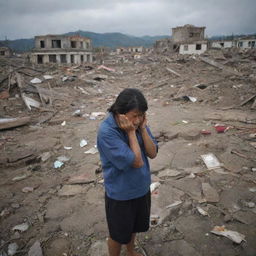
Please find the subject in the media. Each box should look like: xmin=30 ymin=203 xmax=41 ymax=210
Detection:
xmin=154 ymin=24 xmax=207 ymax=55
xmin=0 ymin=46 xmax=13 ymax=57
xmin=116 ymin=46 xmax=145 ymax=54
xmin=172 ymin=24 xmax=207 ymax=55
xmin=211 ymin=36 xmax=256 ymax=49
xmin=31 ymin=35 xmax=93 ymax=65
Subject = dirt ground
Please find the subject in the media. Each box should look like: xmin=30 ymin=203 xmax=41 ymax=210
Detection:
xmin=0 ymin=48 xmax=256 ymax=256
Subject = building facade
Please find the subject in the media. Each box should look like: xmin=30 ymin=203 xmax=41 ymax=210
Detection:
xmin=116 ymin=46 xmax=145 ymax=54
xmin=0 ymin=47 xmax=13 ymax=57
xmin=237 ymin=37 xmax=256 ymax=49
xmin=31 ymin=35 xmax=93 ymax=64
xmin=211 ymin=40 xmax=235 ymax=48
xmin=172 ymin=24 xmax=205 ymax=44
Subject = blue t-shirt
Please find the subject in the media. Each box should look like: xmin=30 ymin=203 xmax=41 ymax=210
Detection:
xmin=97 ymin=113 xmax=158 ymax=201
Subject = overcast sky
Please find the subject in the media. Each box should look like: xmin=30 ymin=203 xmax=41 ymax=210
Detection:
xmin=0 ymin=0 xmax=255 ymax=40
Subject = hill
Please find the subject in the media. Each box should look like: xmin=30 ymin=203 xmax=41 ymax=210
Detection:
xmin=0 ymin=31 xmax=169 ymax=52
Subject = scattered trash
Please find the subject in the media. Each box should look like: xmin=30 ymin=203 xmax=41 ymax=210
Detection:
xmin=54 ymin=160 xmax=64 ymax=169
xmin=64 ymin=146 xmax=72 ymax=150
xmin=22 ymin=186 xmax=34 ymax=193
xmin=12 ymin=222 xmax=29 ymax=232
xmin=30 ymin=78 xmax=42 ymax=84
xmin=8 ymin=243 xmax=18 ymax=256
xmin=84 ymin=147 xmax=98 ymax=154
xmin=196 ymin=206 xmax=209 ymax=216
xmin=214 ymin=124 xmax=229 ymax=133
xmin=80 ymin=139 xmax=88 ymax=148
xmin=97 ymin=65 xmax=115 ymax=72
xmin=201 ymin=130 xmax=211 ymax=135
xmin=89 ymin=112 xmax=106 ymax=120
xmin=183 ymin=96 xmax=197 ymax=102
xmin=211 ymin=225 xmax=245 ymax=244
xmin=150 ymin=182 xmax=160 ymax=193
xmin=12 ymin=174 xmax=28 ymax=182
xmin=72 ymin=109 xmax=82 ymax=117
xmin=182 ymin=120 xmax=188 ymax=124
xmin=61 ymin=121 xmax=66 ymax=126
xmin=43 ymin=75 xmax=53 ymax=80
xmin=201 ymin=153 xmax=222 ymax=170
xmin=22 ymin=94 xmax=41 ymax=110
xmin=165 ymin=201 xmax=182 ymax=209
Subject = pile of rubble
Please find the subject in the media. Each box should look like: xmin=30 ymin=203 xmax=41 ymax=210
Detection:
xmin=0 ymin=48 xmax=256 ymax=256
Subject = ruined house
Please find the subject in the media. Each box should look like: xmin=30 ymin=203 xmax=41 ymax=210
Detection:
xmin=211 ymin=39 xmax=236 ymax=49
xmin=172 ymin=24 xmax=207 ymax=55
xmin=116 ymin=46 xmax=145 ymax=54
xmin=0 ymin=46 xmax=13 ymax=57
xmin=237 ymin=36 xmax=256 ymax=49
xmin=31 ymin=35 xmax=93 ymax=65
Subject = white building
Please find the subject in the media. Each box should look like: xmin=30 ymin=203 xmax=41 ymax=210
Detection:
xmin=237 ymin=37 xmax=256 ymax=49
xmin=211 ymin=40 xmax=235 ymax=48
xmin=179 ymin=41 xmax=207 ymax=55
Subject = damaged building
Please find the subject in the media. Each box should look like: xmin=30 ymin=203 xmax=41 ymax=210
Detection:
xmin=31 ymin=35 xmax=93 ymax=65
xmin=154 ymin=24 xmax=207 ymax=55
xmin=0 ymin=46 xmax=13 ymax=57
xmin=172 ymin=24 xmax=207 ymax=55
xmin=116 ymin=46 xmax=145 ymax=54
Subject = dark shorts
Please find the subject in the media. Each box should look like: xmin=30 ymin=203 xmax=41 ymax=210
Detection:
xmin=105 ymin=190 xmax=151 ymax=244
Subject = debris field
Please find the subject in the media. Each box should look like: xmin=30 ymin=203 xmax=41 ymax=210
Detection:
xmin=0 ymin=47 xmax=256 ymax=256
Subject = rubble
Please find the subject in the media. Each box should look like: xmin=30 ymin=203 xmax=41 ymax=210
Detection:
xmin=1 ymin=45 xmax=256 ymax=256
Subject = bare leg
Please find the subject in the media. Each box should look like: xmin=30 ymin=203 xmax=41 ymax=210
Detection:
xmin=126 ymin=233 xmax=142 ymax=256
xmin=108 ymin=237 xmax=122 ymax=256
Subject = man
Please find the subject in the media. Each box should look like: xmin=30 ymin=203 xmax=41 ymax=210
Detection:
xmin=97 ymin=88 xmax=158 ymax=256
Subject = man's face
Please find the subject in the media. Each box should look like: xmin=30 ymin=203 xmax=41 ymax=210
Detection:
xmin=125 ymin=109 xmax=145 ymax=129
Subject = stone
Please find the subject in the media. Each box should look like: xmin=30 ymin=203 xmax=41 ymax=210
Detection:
xmin=12 ymin=222 xmax=29 ymax=232
xmin=158 ymin=169 xmax=181 ymax=178
xmin=28 ymin=241 xmax=43 ymax=256
xmin=8 ymin=243 xmax=18 ymax=256
xmin=68 ymin=172 xmax=95 ymax=184
xmin=202 ymin=183 xmax=219 ymax=203
xmin=58 ymin=185 xmax=87 ymax=196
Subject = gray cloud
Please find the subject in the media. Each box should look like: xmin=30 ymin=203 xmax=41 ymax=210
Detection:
xmin=0 ymin=0 xmax=255 ymax=39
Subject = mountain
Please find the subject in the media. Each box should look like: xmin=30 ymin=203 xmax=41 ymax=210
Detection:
xmin=0 ymin=31 xmax=169 ymax=53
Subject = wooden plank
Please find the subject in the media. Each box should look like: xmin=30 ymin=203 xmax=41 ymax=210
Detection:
xmin=0 ymin=117 xmax=30 ymax=130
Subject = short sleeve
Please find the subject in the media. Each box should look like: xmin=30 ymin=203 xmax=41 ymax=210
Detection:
xmin=97 ymin=128 xmax=135 ymax=171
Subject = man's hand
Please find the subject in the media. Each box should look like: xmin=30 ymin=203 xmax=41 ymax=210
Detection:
xmin=116 ymin=114 xmax=135 ymax=133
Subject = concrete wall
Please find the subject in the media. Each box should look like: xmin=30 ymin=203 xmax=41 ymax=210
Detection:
xmin=179 ymin=43 xmax=207 ymax=55
xmin=34 ymin=35 xmax=91 ymax=50
xmin=172 ymin=25 xmax=205 ymax=43
xmin=31 ymin=52 xmax=93 ymax=64
xmin=237 ymin=39 xmax=256 ymax=49
xmin=212 ymin=41 xmax=234 ymax=48
xmin=0 ymin=47 xmax=12 ymax=56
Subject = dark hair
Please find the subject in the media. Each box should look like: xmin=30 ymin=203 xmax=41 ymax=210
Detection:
xmin=108 ymin=88 xmax=148 ymax=115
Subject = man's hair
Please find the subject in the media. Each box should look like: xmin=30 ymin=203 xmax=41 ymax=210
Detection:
xmin=108 ymin=88 xmax=148 ymax=115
